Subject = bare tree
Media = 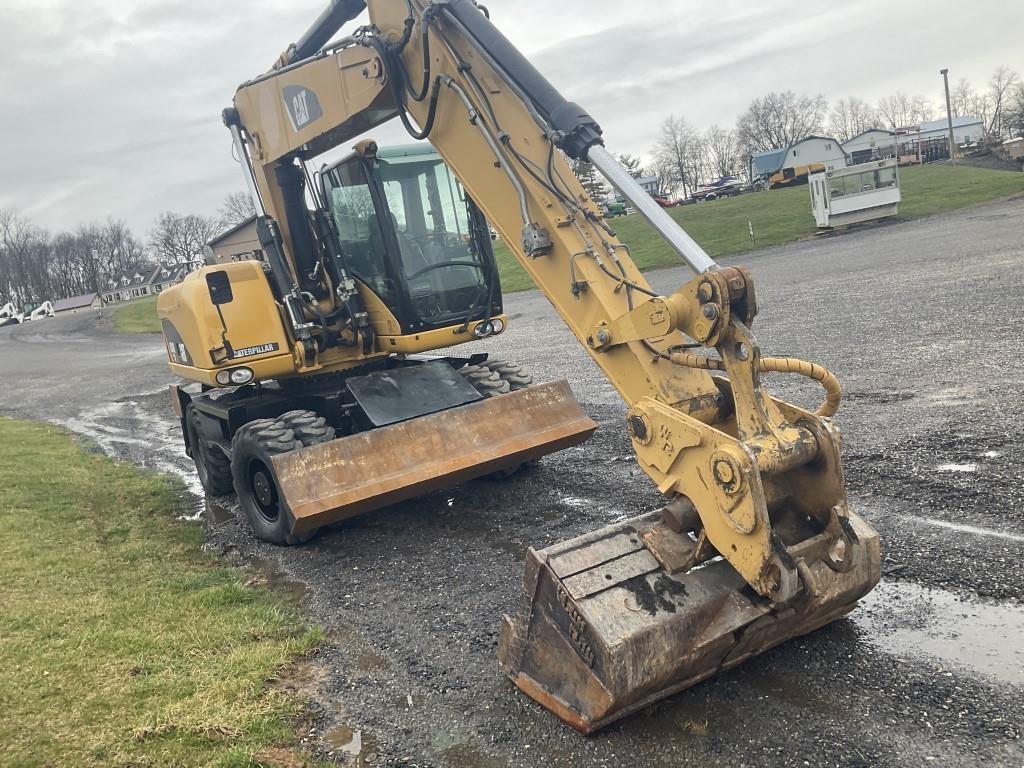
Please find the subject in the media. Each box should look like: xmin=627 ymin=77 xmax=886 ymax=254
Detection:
xmin=951 ymin=78 xmax=976 ymax=117
xmin=828 ymin=97 xmax=878 ymax=141
xmin=703 ymin=125 xmax=742 ymax=179
xmin=0 ymin=208 xmax=150 ymax=305
xmin=653 ymin=116 xmax=709 ymax=199
xmin=150 ymin=212 xmax=221 ymax=265
xmin=0 ymin=210 xmax=49 ymax=305
xmin=735 ymin=91 xmax=827 ymax=154
xmin=648 ymin=155 xmax=679 ymax=198
xmin=988 ymin=66 xmax=1021 ymax=138
xmin=95 ymin=219 xmax=145 ymax=277
xmin=616 ymin=154 xmax=645 ymax=179
xmin=1003 ymin=83 xmax=1024 ymax=139
xmin=876 ymin=93 xmax=934 ymax=129
xmin=219 ymin=191 xmax=257 ymax=229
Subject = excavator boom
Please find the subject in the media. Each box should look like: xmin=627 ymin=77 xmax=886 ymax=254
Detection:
xmin=168 ymin=0 xmax=881 ymax=732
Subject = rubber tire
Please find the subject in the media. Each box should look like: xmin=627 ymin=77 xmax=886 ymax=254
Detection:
xmin=278 ymin=409 xmax=336 ymax=446
xmin=230 ymin=411 xmax=334 ymax=546
xmin=186 ymin=405 xmax=234 ymax=496
xmin=459 ymin=364 xmax=511 ymax=397
xmin=461 ymin=361 xmax=533 ymax=480
xmin=482 ymin=358 xmax=533 ymax=391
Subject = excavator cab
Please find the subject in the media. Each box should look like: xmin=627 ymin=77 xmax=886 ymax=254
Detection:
xmin=320 ymin=143 xmax=503 ymax=334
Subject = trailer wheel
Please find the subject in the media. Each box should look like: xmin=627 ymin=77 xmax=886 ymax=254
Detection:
xmin=186 ymin=405 xmax=234 ymax=496
xmin=459 ymin=364 xmax=511 ymax=397
xmin=231 ymin=418 xmax=312 ymax=546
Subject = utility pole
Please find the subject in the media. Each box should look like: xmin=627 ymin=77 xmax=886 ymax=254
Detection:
xmin=940 ymin=68 xmax=957 ymax=164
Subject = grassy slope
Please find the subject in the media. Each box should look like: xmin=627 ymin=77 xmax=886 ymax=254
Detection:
xmin=0 ymin=417 xmax=323 ymax=767
xmin=111 ymin=294 xmax=161 ymax=334
xmin=494 ymin=163 xmax=1024 ymax=293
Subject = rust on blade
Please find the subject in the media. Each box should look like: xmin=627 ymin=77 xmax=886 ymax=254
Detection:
xmin=272 ymin=380 xmax=596 ymax=533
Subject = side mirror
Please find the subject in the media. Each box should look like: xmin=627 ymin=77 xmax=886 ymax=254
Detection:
xmin=206 ymin=271 xmax=233 ymax=305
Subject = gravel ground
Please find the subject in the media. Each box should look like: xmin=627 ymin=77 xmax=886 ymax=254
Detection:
xmin=1 ymin=197 xmax=1022 ymax=767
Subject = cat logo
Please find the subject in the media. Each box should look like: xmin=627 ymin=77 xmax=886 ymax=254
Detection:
xmin=282 ymin=85 xmax=324 ymax=132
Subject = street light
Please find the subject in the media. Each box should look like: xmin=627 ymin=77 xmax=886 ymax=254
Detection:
xmin=940 ymin=68 xmax=957 ymax=165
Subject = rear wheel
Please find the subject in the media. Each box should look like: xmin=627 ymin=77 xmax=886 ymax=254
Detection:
xmin=458 ymin=364 xmax=510 ymax=397
xmin=462 ymin=359 xmax=536 ymax=479
xmin=231 ymin=411 xmax=335 ymax=546
xmin=186 ymin=405 xmax=233 ymax=496
xmin=482 ymin=358 xmax=533 ymax=391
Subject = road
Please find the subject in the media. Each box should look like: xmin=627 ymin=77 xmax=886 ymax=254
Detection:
xmin=1 ymin=198 xmax=1023 ymax=767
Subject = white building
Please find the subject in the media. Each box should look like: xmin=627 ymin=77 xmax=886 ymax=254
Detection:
xmin=843 ymin=117 xmax=986 ymax=166
xmin=914 ymin=115 xmax=984 ymax=145
xmin=612 ymin=174 xmax=660 ymax=203
xmin=842 ymin=129 xmax=897 ymax=164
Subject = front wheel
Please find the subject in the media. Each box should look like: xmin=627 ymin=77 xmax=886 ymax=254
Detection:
xmin=230 ymin=412 xmax=335 ymax=545
xmin=462 ymin=358 xmax=536 ymax=479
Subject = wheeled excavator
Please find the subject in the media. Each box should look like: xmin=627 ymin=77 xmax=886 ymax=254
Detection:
xmin=157 ymin=0 xmax=880 ymax=733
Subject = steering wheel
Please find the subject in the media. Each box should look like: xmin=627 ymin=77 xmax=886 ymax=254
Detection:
xmin=405 ymin=260 xmax=483 ymax=282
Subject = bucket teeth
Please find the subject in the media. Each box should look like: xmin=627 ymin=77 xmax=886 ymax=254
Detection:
xmin=498 ymin=510 xmax=880 ymax=733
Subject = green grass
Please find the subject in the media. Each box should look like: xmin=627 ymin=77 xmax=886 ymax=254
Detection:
xmin=0 ymin=417 xmax=324 ymax=767
xmin=494 ymin=163 xmax=1024 ymax=292
xmin=111 ymin=294 xmax=161 ymax=334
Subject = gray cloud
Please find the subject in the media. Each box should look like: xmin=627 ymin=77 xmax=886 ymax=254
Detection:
xmin=0 ymin=0 xmax=1019 ymax=237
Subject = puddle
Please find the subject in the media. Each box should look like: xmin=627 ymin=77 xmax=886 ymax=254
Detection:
xmin=203 ymin=494 xmax=236 ymax=525
xmin=935 ymin=462 xmax=977 ymax=473
xmin=559 ymin=496 xmax=591 ymax=509
xmin=325 ymin=725 xmax=378 ymax=765
xmin=905 ymin=515 xmax=1024 ymax=544
xmin=247 ymin=557 xmax=308 ymax=603
xmin=854 ymin=580 xmax=1024 ymax=685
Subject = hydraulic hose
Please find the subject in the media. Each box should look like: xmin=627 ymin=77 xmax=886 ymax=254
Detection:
xmin=669 ymin=353 xmax=842 ymax=418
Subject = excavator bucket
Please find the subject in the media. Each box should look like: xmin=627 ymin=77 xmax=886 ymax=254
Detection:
xmin=272 ymin=380 xmax=597 ymax=534
xmin=498 ymin=507 xmax=880 ymax=733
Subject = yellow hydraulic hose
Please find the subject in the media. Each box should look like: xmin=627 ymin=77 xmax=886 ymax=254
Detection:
xmin=669 ymin=353 xmax=842 ymax=418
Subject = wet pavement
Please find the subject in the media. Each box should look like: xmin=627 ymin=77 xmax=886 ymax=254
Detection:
xmin=1 ymin=197 xmax=1023 ymax=766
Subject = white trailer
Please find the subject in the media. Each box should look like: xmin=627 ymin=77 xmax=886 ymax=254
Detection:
xmin=809 ymin=158 xmax=901 ymax=229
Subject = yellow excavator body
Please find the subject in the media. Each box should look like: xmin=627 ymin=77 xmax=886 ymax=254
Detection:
xmin=158 ymin=0 xmax=880 ymax=732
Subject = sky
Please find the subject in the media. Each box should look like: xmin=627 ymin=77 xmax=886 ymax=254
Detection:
xmin=0 ymin=0 xmax=1020 ymax=237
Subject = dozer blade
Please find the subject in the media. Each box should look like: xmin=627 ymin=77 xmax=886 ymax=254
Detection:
xmin=272 ymin=380 xmax=597 ymax=534
xmin=498 ymin=509 xmax=880 ymax=733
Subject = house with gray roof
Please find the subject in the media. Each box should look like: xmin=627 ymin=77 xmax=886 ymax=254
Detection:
xmin=101 ymin=262 xmax=193 ymax=305
xmin=53 ymin=293 xmax=103 ymax=314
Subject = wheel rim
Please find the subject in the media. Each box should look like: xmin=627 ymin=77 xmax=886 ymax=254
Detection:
xmin=248 ymin=459 xmax=280 ymax=523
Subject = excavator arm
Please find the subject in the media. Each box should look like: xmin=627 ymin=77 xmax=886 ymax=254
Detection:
xmin=220 ymin=0 xmax=880 ymax=732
